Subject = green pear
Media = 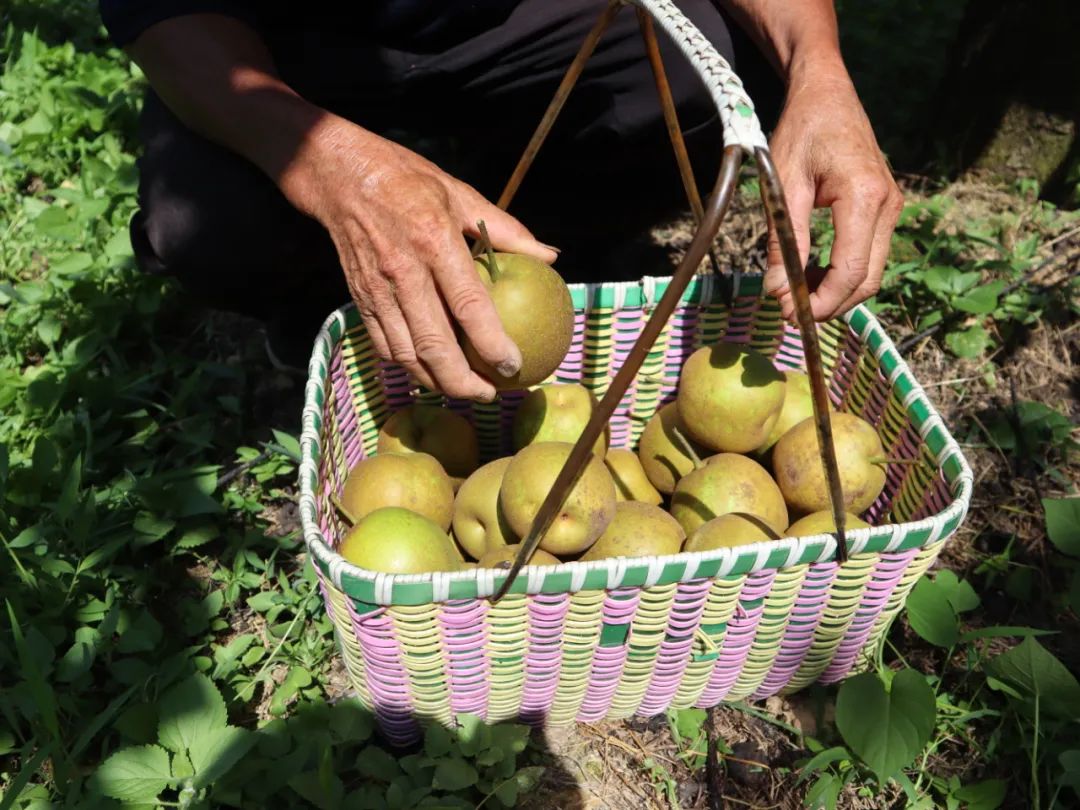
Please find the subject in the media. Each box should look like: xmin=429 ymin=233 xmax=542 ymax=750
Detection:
xmin=512 ymin=383 xmax=608 ymax=456
xmin=340 ymin=452 xmax=454 ymax=530
xmin=677 ymin=343 xmax=786 ymax=453
xmin=451 ymin=457 xmax=517 ymax=560
xmin=683 ymin=513 xmax=779 ymax=552
xmin=605 ymin=448 xmax=663 ymax=506
xmin=580 ymin=501 xmax=684 ymax=561
xmin=637 ymin=402 xmax=710 ymax=495
xmin=772 ymin=412 xmax=887 ymax=515
xmin=463 ymin=252 xmax=574 ymax=390
xmin=786 ymin=511 xmax=870 ymax=537
xmin=477 ymin=543 xmax=561 ymax=569
xmin=499 ymin=441 xmax=616 ymax=555
xmin=338 ymin=507 xmax=462 ymax=574
xmin=377 ymin=405 xmax=479 ymax=480
xmin=670 ymin=453 xmax=788 ymax=536
xmin=756 ymin=370 xmax=834 ymax=455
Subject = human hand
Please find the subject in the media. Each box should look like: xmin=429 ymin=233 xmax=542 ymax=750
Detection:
xmin=282 ymin=114 xmax=557 ymax=401
xmin=763 ymin=65 xmax=903 ymax=322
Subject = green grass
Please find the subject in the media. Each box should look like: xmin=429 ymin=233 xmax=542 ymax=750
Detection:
xmin=1 ymin=3 xmax=1078 ymax=809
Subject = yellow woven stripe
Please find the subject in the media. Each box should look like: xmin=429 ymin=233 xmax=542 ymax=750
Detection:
xmin=854 ymin=545 xmax=943 ymax=674
xmin=606 ymin=583 xmax=678 ymax=720
xmin=485 ymin=594 xmax=529 ymax=724
xmin=694 ymin=297 xmax=730 ymax=351
xmin=671 ymin=576 xmax=745 ymax=708
xmin=340 ymin=323 xmax=390 ymax=457
xmin=629 ymin=311 xmax=671 ymax=448
xmin=817 ymin=318 xmax=847 ymax=382
xmin=747 ymin=297 xmax=785 ymax=358
xmin=784 ymin=553 xmax=877 ymax=692
xmin=325 ymin=584 xmax=372 ymax=708
xmin=390 ymin=604 xmax=453 ymax=726
xmin=548 ymin=590 xmax=606 ymax=724
xmin=728 ymin=565 xmax=807 ymax=700
xmin=582 ymin=309 xmax=615 ymax=392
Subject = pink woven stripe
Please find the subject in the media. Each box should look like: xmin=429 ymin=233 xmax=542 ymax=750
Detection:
xmin=576 ymin=588 xmax=642 ymax=722
xmin=348 ymin=601 xmax=419 ymax=744
xmin=820 ymin=549 xmax=918 ymax=683
xmin=439 ymin=599 xmax=490 ymax=719
xmin=518 ymin=593 xmax=571 ymax=725
xmin=638 ymin=578 xmax=712 ymax=715
xmin=696 ymin=570 xmax=776 ymax=706
xmin=609 ymin=308 xmax=647 ymax=449
xmin=752 ymin=563 xmax=839 ymax=698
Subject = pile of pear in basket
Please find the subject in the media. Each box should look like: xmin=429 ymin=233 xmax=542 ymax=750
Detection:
xmin=298 ymin=0 xmax=972 ymax=745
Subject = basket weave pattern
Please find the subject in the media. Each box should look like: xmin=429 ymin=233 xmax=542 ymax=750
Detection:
xmin=300 ymin=275 xmax=971 ymax=743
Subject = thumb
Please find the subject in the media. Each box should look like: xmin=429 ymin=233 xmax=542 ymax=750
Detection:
xmin=461 ymin=196 xmax=559 ymax=265
xmin=764 ymin=179 xmax=813 ymax=299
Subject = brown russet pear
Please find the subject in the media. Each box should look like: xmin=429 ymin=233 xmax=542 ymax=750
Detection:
xmin=580 ymin=501 xmax=685 ymax=561
xmin=683 ymin=513 xmax=779 ymax=553
xmin=463 ymin=252 xmax=574 ymax=390
xmin=670 ymin=453 xmax=788 ymax=536
xmin=773 ymin=412 xmax=887 ymax=516
xmin=337 ymin=507 xmax=462 ymax=574
xmin=512 ymin=383 xmax=608 ymax=456
xmin=451 ymin=457 xmax=517 ymax=560
xmin=677 ymin=343 xmax=786 ymax=453
xmin=377 ymin=405 xmax=479 ymax=480
xmin=340 ymin=452 xmax=454 ymax=530
xmin=637 ymin=402 xmax=710 ymax=495
xmin=499 ymin=441 xmax=616 ymax=555
xmin=605 ymin=448 xmax=663 ymax=506
xmin=756 ymin=370 xmax=834 ymax=455
xmin=786 ymin=511 xmax=870 ymax=537
xmin=477 ymin=543 xmax=561 ymax=569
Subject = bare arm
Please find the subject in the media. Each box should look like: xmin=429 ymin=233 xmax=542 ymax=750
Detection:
xmin=719 ymin=0 xmax=903 ymax=321
xmin=127 ymin=14 xmax=557 ymax=401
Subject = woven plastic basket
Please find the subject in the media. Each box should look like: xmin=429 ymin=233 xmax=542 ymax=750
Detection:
xmin=299 ymin=272 xmax=973 ymax=744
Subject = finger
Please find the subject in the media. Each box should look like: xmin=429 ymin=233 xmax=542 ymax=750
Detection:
xmin=458 ymin=191 xmax=559 ymax=263
xmin=434 ymin=235 xmax=523 ymax=378
xmin=764 ymin=178 xmax=814 ymax=300
xmin=835 ymin=189 xmax=903 ymax=314
xmin=810 ymin=193 xmax=880 ymax=321
xmin=392 ymin=259 xmax=498 ymax=403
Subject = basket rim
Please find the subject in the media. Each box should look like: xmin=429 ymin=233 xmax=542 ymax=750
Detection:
xmin=298 ymin=274 xmax=974 ymax=606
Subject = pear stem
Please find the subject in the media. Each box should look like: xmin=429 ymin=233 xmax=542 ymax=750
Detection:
xmin=331 ymin=493 xmax=358 ymax=528
xmin=476 ymin=220 xmax=501 ymax=281
xmin=670 ymin=424 xmax=705 ymax=470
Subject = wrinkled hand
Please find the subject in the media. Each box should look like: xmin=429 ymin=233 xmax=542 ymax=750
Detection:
xmin=283 ymin=114 xmax=556 ymax=401
xmin=764 ymin=67 xmax=903 ymax=321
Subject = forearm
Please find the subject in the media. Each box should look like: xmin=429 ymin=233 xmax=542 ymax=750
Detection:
xmin=717 ymin=0 xmax=847 ymax=85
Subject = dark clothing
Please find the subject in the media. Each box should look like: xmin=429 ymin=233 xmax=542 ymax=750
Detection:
xmin=110 ymin=1 xmax=781 ymax=356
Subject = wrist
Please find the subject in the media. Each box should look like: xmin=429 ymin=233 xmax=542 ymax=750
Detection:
xmin=786 ymin=46 xmax=851 ymax=94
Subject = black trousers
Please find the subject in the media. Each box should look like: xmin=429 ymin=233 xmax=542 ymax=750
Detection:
xmin=131 ymin=0 xmax=781 ymax=349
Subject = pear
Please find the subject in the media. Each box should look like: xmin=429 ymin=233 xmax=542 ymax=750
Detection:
xmin=338 ymin=507 xmax=462 ymax=574
xmin=512 ymin=383 xmax=608 ymax=456
xmin=786 ymin=511 xmax=870 ymax=537
xmin=477 ymin=544 xmax=561 ymax=569
xmin=773 ymin=412 xmax=887 ymax=515
xmin=377 ymin=405 xmax=479 ymax=480
xmin=670 ymin=453 xmax=788 ymax=536
xmin=340 ymin=452 xmax=454 ymax=530
xmin=637 ymin=402 xmax=710 ymax=495
xmin=463 ymin=251 xmax=574 ymax=390
xmin=451 ymin=457 xmax=517 ymax=560
xmin=605 ymin=448 xmax=663 ymax=506
xmin=677 ymin=343 xmax=786 ymax=453
xmin=580 ymin=501 xmax=684 ymax=561
xmin=499 ymin=441 xmax=616 ymax=556
xmin=756 ymin=371 xmax=834 ymax=455
xmin=683 ymin=513 xmax=779 ymax=552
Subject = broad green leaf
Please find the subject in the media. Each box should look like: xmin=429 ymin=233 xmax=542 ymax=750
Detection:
xmin=328 ymin=699 xmax=373 ymax=744
xmin=961 ymin=626 xmax=1055 ymax=642
xmin=984 ymin=637 xmax=1080 ymax=720
xmin=157 ymin=673 xmax=228 ymax=754
xmin=270 ymin=666 xmax=313 ymax=716
xmin=805 ymin=772 xmax=843 ymax=809
xmin=356 ymin=745 xmax=400 ymax=781
xmin=933 ymin=570 xmax=980 ymax=612
xmin=455 ymin=713 xmax=490 ymax=757
xmin=116 ymin=611 xmax=162 ymax=653
xmin=90 ymin=744 xmax=172 ymax=802
xmin=425 ymin=723 xmax=454 ymax=758
xmin=952 ymin=281 xmax=1005 ymax=315
xmin=56 ymin=626 xmax=100 ymax=682
xmin=953 ymin=778 xmax=1006 ymax=809
xmin=1043 ymin=497 xmax=1080 ymax=557
xmin=271 ymin=429 xmax=302 ymax=463
xmin=190 ymin=725 xmax=255 ymax=788
xmin=835 ymin=669 xmax=936 ymax=783
xmin=945 ymin=324 xmax=991 ymax=358
xmin=433 ymin=758 xmax=478 ymax=791
xmin=905 ymin=576 xmax=959 ymax=647
xmin=797 ymin=747 xmax=851 ymax=783
xmin=1060 ymin=750 xmax=1080 ymax=791
xmin=671 ymin=707 xmax=707 ymax=743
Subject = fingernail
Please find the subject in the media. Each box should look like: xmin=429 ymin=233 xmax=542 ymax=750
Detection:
xmin=496 ymin=345 xmax=523 ymax=378
xmin=540 ymin=243 xmax=561 ymax=255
